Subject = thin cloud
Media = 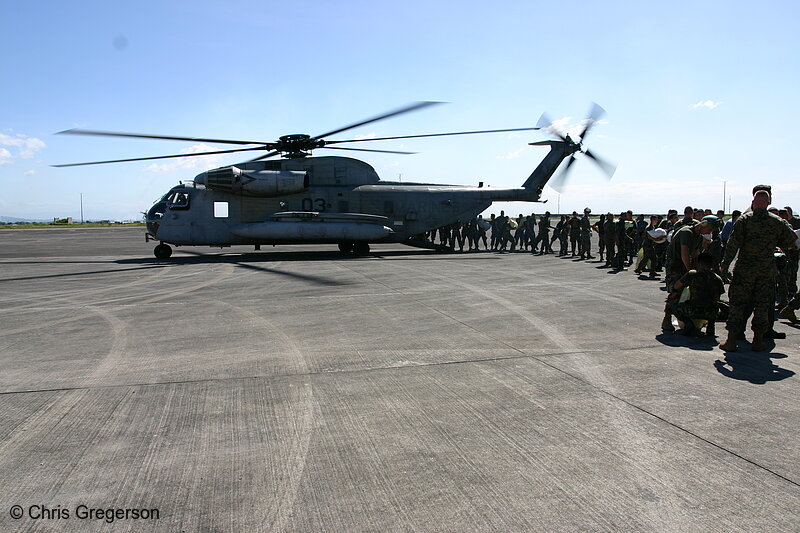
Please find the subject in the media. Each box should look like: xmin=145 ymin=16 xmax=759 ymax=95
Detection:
xmin=0 ymin=132 xmax=46 ymax=162
xmin=541 ymin=116 xmax=608 ymax=139
xmin=692 ymin=100 xmax=722 ymax=110
xmin=497 ymin=147 xmax=526 ymax=160
xmin=24 ymin=169 xmax=36 ymax=176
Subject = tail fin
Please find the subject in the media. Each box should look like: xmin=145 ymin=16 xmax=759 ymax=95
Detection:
xmin=522 ymin=140 xmax=572 ymax=193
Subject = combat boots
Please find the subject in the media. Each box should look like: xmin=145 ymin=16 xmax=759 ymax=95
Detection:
xmin=780 ymin=305 xmax=798 ymax=323
xmin=751 ymin=332 xmax=766 ymax=352
xmin=719 ymin=333 xmax=738 ymax=352
xmin=661 ymin=314 xmax=675 ymax=332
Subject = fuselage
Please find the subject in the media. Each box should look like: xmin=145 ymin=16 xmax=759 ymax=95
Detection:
xmin=146 ymin=156 xmax=539 ymax=246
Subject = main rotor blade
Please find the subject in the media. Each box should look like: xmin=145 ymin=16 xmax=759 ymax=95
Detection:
xmin=584 ymin=149 xmax=617 ymax=178
xmin=245 ymin=150 xmax=281 ymax=163
xmin=52 ymin=146 xmax=269 ymax=168
xmin=313 ymin=101 xmax=444 ymax=140
xmin=322 ymin=146 xmax=416 ymax=155
xmin=577 ymin=102 xmax=606 ymax=141
xmin=324 ymin=126 xmax=541 ymax=145
xmin=57 ymin=129 xmax=270 ymax=146
xmin=548 ymin=155 xmax=577 ymax=193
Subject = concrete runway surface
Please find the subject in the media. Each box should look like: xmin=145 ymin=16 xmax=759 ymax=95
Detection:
xmin=1 ymin=227 xmax=798 ymax=532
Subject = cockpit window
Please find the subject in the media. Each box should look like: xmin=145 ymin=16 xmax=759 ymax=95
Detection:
xmin=167 ymin=191 xmax=190 ymax=209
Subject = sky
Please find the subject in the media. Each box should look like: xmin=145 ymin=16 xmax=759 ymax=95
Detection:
xmin=1 ymin=0 xmax=799 ymax=221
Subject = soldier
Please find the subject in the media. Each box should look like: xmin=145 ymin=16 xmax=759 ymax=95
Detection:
xmin=661 ymin=216 xmax=716 ymax=331
xmin=719 ymin=191 xmax=798 ymax=352
xmin=636 ymin=215 xmax=661 ymax=277
xmin=634 ymin=214 xmax=647 ymax=260
xmin=612 ymin=212 xmax=627 ymax=270
xmin=625 ymin=210 xmax=637 ymax=263
xmin=552 ymin=215 xmax=567 ymax=256
xmin=720 ymin=210 xmax=741 ymax=244
xmin=782 ymin=206 xmax=799 ymax=299
xmin=513 ymin=214 xmax=526 ymax=250
xmin=477 ymin=215 xmax=489 ymax=250
xmin=534 ymin=212 xmax=553 ymax=254
xmin=489 ymin=214 xmax=498 ymax=250
xmin=579 ymin=208 xmax=594 ymax=259
xmin=454 ymin=222 xmax=466 ymax=252
xmin=526 ymin=214 xmax=537 ymax=252
xmin=674 ymin=206 xmax=698 ymax=233
xmin=568 ymin=211 xmax=581 ymax=256
xmin=603 ymin=213 xmax=616 ymax=267
xmin=669 ymin=252 xmax=725 ymax=336
xmin=594 ymin=214 xmax=606 ymax=262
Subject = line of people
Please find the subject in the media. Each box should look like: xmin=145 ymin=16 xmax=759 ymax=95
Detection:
xmin=421 ymin=190 xmax=800 ymax=352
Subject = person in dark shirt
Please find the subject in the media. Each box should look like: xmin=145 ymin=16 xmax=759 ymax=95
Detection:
xmin=661 ymin=218 xmax=716 ymax=331
xmin=668 ymin=252 xmax=726 ymax=336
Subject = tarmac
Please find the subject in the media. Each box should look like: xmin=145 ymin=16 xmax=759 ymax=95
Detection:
xmin=1 ymin=227 xmax=798 ymax=532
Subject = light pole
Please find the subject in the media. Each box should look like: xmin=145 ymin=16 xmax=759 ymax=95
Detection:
xmin=80 ymin=193 xmax=84 ymax=223
xmin=722 ymin=181 xmax=727 ymax=214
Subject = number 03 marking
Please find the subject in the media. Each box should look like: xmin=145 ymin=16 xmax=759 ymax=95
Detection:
xmin=302 ymin=198 xmax=326 ymax=212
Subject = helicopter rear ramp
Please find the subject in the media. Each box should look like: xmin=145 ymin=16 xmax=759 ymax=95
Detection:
xmin=1 ymin=227 xmax=798 ymax=532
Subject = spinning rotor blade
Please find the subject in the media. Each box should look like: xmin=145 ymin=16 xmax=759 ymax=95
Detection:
xmin=535 ymin=113 xmax=567 ymax=141
xmin=576 ymin=102 xmax=606 ymax=141
xmin=325 ymin=126 xmax=541 ymax=145
xmin=584 ymin=149 xmax=617 ymax=178
xmin=57 ymin=129 xmax=269 ymax=146
xmin=549 ymin=155 xmax=577 ymax=193
xmin=322 ymin=146 xmax=417 ymax=155
xmin=53 ymin=146 xmax=269 ymax=168
xmin=313 ymin=101 xmax=444 ymax=140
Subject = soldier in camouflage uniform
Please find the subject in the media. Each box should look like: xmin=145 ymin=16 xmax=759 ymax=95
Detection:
xmin=579 ymin=208 xmax=594 ymax=259
xmin=534 ymin=212 xmax=553 ymax=254
xmin=669 ymin=252 xmax=725 ymax=336
xmin=782 ymin=206 xmax=800 ymax=299
xmin=603 ymin=213 xmax=616 ymax=267
xmin=719 ymin=191 xmax=798 ymax=352
xmin=636 ymin=215 xmax=661 ymax=277
xmin=661 ymin=217 xmax=716 ymax=331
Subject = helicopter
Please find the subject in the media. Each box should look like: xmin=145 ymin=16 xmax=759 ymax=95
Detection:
xmin=55 ymin=102 xmax=615 ymax=258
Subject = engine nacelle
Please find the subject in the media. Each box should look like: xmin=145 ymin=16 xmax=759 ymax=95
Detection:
xmin=195 ymin=166 xmax=308 ymax=197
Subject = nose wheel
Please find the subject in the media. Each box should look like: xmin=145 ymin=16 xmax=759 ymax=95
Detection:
xmin=154 ymin=243 xmax=172 ymax=259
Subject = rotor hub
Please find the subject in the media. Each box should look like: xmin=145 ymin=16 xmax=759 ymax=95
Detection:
xmin=275 ymin=134 xmax=324 ymax=157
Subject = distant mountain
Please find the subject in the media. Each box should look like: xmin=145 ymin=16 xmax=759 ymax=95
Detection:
xmin=0 ymin=215 xmax=51 ymax=223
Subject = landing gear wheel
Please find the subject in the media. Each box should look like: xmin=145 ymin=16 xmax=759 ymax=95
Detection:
xmin=352 ymin=243 xmax=371 ymax=255
xmin=154 ymin=243 xmax=172 ymax=259
xmin=338 ymin=242 xmax=354 ymax=254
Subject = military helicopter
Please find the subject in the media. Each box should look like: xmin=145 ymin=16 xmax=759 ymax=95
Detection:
xmin=56 ymin=102 xmax=614 ymax=258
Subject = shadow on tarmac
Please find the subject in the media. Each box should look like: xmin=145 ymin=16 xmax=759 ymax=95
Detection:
xmin=0 ymin=265 xmax=163 ymax=283
xmin=713 ymin=351 xmax=795 ymax=384
xmin=656 ymin=331 xmax=796 ymax=383
xmin=655 ymin=332 xmax=720 ymax=351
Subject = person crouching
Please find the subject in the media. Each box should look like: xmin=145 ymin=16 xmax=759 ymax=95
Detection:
xmin=668 ymin=252 xmax=725 ymax=336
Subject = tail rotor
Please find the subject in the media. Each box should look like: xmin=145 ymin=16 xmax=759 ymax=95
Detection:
xmin=538 ymin=103 xmax=616 ymax=193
